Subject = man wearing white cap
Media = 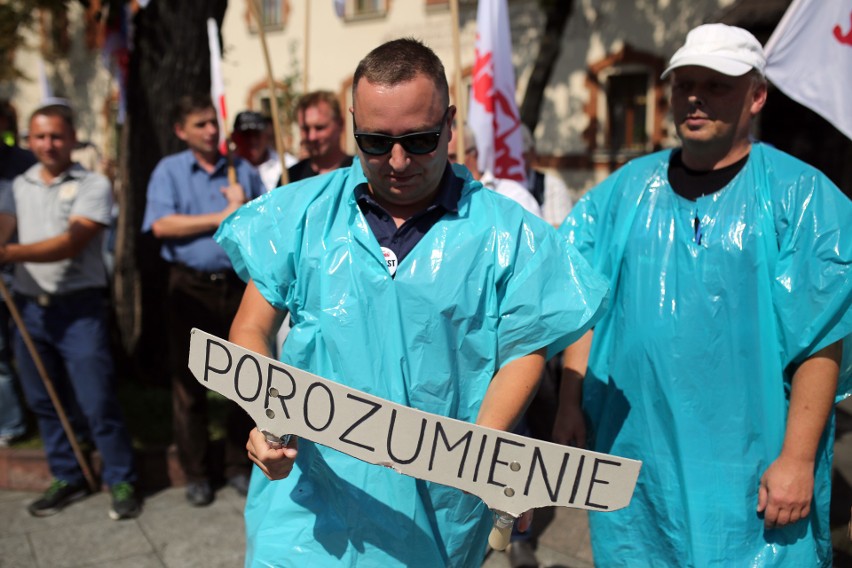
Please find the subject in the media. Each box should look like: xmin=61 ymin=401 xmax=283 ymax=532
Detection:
xmin=552 ymin=23 xmax=852 ymax=566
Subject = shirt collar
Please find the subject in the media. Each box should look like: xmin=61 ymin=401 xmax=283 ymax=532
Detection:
xmin=189 ymin=151 xmax=227 ymax=174
xmin=24 ymin=162 xmax=86 ymax=186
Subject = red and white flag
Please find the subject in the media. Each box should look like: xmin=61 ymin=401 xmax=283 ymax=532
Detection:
xmin=207 ymin=18 xmax=228 ymax=154
xmin=468 ymin=0 xmax=526 ymax=183
xmin=764 ymin=0 xmax=852 ymax=141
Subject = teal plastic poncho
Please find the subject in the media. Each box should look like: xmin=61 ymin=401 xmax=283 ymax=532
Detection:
xmin=216 ymin=161 xmax=608 ymax=567
xmin=560 ymin=143 xmax=852 ymax=567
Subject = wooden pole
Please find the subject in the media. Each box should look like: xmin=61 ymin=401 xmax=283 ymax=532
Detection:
xmin=303 ymin=0 xmax=310 ymax=95
xmin=0 ymin=279 xmax=98 ymax=493
xmin=248 ymin=0 xmax=289 ymax=185
xmin=449 ymin=0 xmax=466 ymax=158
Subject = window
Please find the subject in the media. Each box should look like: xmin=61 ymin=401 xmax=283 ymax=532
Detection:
xmin=261 ymin=0 xmax=283 ymax=28
xmin=246 ymin=0 xmax=287 ymax=32
xmin=606 ymin=72 xmax=649 ymax=152
xmin=585 ymin=45 xmax=665 ymax=168
xmin=341 ymin=0 xmax=388 ymax=20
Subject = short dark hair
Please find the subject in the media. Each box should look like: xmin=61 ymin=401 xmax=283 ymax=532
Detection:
xmin=352 ymin=38 xmax=449 ymax=107
xmin=31 ymin=103 xmax=75 ymax=130
xmin=173 ymin=93 xmax=215 ymax=126
xmin=296 ymin=91 xmax=343 ymax=124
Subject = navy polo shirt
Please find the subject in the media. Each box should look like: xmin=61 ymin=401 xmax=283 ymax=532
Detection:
xmin=355 ymin=164 xmax=461 ymax=271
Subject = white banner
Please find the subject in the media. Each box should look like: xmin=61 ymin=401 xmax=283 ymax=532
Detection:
xmin=188 ymin=329 xmax=641 ymax=518
xmin=207 ymin=18 xmax=228 ymax=153
xmin=764 ymin=0 xmax=852 ymax=141
xmin=468 ymin=0 xmax=527 ymax=183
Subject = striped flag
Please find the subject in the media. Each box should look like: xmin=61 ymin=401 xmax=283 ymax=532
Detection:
xmin=764 ymin=0 xmax=852 ymax=141
xmin=468 ymin=0 xmax=526 ymax=183
xmin=207 ymin=18 xmax=228 ymax=154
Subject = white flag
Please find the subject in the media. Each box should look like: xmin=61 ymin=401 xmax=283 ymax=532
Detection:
xmin=38 ymin=59 xmax=53 ymax=101
xmin=764 ymin=0 xmax=852 ymax=141
xmin=207 ymin=18 xmax=228 ymax=154
xmin=468 ymin=0 xmax=527 ymax=183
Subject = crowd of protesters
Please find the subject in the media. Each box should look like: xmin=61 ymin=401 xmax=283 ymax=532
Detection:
xmin=0 ymin=24 xmax=850 ymax=568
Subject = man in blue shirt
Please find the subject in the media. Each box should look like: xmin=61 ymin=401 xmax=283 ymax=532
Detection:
xmin=142 ymin=93 xmax=265 ymax=506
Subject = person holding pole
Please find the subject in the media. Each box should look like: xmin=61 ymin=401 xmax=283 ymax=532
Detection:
xmin=142 ymin=93 xmax=264 ymax=507
xmin=552 ymin=24 xmax=852 ymax=566
xmin=0 ymin=102 xmax=140 ymax=519
xmin=218 ymin=38 xmax=608 ymax=566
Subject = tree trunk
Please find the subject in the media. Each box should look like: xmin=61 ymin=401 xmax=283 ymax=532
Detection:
xmin=113 ymin=0 xmax=227 ymax=384
xmin=519 ymin=0 xmax=573 ymax=132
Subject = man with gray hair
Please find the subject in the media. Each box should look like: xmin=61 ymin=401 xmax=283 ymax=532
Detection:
xmin=287 ymin=90 xmax=353 ymax=182
xmin=553 ymin=23 xmax=852 ymax=566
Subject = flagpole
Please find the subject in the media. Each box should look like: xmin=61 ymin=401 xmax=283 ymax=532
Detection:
xmin=248 ymin=0 xmax=289 ymax=184
xmin=207 ymin=18 xmax=237 ymax=185
xmin=449 ymin=0 xmax=466 ymax=159
xmin=303 ymin=0 xmax=310 ymax=95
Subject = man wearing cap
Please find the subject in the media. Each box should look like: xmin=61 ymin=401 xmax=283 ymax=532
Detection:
xmin=552 ymin=23 xmax=852 ymax=566
xmin=287 ymin=90 xmax=353 ymax=183
xmin=143 ymin=93 xmax=265 ymax=506
xmin=232 ymin=111 xmax=296 ymax=191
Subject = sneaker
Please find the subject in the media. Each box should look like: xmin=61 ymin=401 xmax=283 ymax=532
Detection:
xmin=227 ymin=473 xmax=250 ymax=497
xmin=185 ymin=479 xmax=213 ymax=507
xmin=108 ymin=482 xmax=141 ymax=520
xmin=27 ymin=479 xmax=90 ymax=517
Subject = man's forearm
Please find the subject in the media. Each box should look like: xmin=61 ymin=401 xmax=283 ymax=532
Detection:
xmin=151 ymin=211 xmax=233 ymax=239
xmin=0 ymin=219 xmax=103 ymax=264
xmin=781 ymin=341 xmax=842 ymax=462
xmin=475 ymin=348 xmax=546 ymax=431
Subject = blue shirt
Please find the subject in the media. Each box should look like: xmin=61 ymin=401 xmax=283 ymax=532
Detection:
xmin=142 ymin=150 xmax=265 ymax=272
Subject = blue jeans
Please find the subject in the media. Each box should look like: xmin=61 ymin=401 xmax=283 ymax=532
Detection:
xmin=13 ymin=291 xmax=136 ymax=486
xmin=0 ymin=301 xmax=25 ymax=438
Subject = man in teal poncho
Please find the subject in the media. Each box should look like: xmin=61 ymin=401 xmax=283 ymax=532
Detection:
xmin=216 ymin=38 xmax=608 ymax=567
xmin=552 ymin=23 xmax=852 ymax=566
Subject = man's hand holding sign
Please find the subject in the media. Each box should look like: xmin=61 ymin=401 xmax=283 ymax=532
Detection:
xmin=209 ymin=38 xmax=627 ymax=567
xmin=189 ymin=329 xmax=641 ymax=548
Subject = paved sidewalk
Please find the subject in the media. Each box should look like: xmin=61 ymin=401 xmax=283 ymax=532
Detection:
xmin=0 ymin=486 xmax=247 ymax=568
xmin=4 ymin=398 xmax=852 ymax=567
xmin=0 ymin=483 xmax=593 ymax=568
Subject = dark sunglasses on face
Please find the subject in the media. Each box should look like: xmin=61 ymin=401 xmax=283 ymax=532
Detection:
xmin=353 ymin=107 xmax=451 ymax=156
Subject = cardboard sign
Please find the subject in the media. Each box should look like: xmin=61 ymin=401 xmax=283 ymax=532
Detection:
xmin=188 ymin=329 xmax=641 ymax=517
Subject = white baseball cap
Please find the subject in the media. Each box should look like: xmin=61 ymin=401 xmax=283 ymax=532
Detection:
xmin=661 ymin=24 xmax=766 ymax=79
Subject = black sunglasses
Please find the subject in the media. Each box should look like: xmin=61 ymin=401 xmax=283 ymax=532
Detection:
xmin=353 ymin=107 xmax=451 ymax=156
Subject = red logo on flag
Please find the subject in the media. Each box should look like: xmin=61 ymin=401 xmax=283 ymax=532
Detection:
xmin=834 ymin=12 xmax=852 ymax=45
